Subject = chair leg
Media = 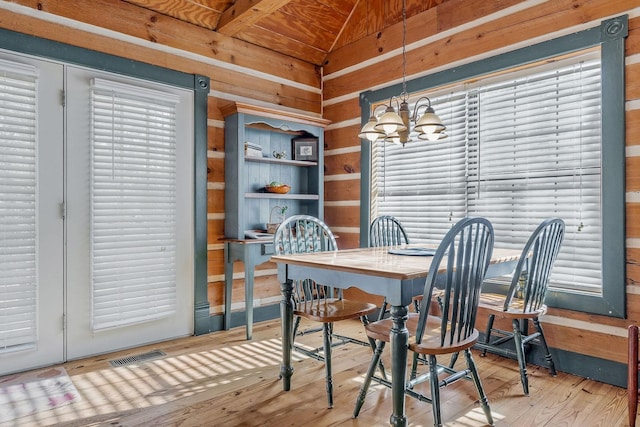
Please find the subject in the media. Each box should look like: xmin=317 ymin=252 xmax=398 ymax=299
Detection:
xmin=360 ymin=316 xmax=387 ymax=380
xmin=532 ymin=317 xmax=556 ymax=376
xmin=409 ymin=351 xmax=420 ymax=382
xmin=323 ymin=323 xmax=334 ymax=408
xmin=448 ymin=352 xmax=459 ymax=369
xmin=378 ymin=298 xmax=389 ymax=321
xmin=292 ymin=315 xmax=301 ymax=340
xmin=414 ymin=297 xmax=423 ymax=313
xmin=353 ymin=340 xmax=386 ymax=418
xmin=512 ymin=318 xmax=529 ymax=395
xmin=428 ymin=354 xmax=443 ymax=427
xmin=480 ymin=314 xmax=495 ymax=357
xmin=629 ymin=325 xmax=639 ymax=427
xmin=464 ymin=348 xmax=494 ymax=425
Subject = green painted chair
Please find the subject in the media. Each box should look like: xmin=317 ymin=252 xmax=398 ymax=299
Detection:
xmin=369 ymin=215 xmax=411 ymax=320
xmin=475 ymin=218 xmax=565 ymax=395
xmin=353 ymin=217 xmax=495 ymax=427
xmin=370 ymin=215 xmax=410 ymax=247
xmin=273 ymin=215 xmax=378 ymax=409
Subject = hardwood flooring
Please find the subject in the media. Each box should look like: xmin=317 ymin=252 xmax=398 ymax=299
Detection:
xmin=3 ymin=318 xmax=632 ymax=426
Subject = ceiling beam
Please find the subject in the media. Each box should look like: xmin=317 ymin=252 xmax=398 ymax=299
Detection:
xmin=217 ymin=0 xmax=293 ymax=36
xmin=123 ymin=0 xmax=222 ymax=30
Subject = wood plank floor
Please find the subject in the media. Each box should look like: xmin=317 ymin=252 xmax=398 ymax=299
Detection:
xmin=3 ymin=318 xmax=632 ymax=426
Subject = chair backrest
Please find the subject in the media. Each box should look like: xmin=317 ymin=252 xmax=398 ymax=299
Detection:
xmin=273 ymin=215 xmax=337 ymax=255
xmin=415 ymin=217 xmax=494 ymax=347
xmin=273 ymin=215 xmax=340 ymax=300
xmin=503 ymin=218 xmax=565 ymax=313
xmin=369 ymin=215 xmax=409 ymax=247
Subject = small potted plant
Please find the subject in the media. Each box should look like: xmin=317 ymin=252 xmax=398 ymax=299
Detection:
xmin=267 ymin=205 xmax=288 ymax=234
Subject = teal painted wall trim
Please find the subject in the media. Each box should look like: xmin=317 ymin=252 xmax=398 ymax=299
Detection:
xmin=477 ymin=332 xmax=627 ymax=388
xmin=0 ymin=28 xmax=195 ymax=88
xmin=193 ymin=75 xmax=211 ymax=335
xmin=359 ymin=93 xmax=373 ymax=248
xmin=210 ymin=304 xmax=281 ymax=332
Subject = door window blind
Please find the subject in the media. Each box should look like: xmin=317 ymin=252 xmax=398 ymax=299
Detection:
xmin=0 ymin=59 xmax=39 ymax=352
xmin=373 ymin=53 xmax=602 ymax=294
xmin=90 ymin=78 xmax=180 ymax=331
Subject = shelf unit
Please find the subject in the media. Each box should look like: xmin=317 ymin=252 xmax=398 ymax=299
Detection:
xmin=221 ymin=103 xmax=329 ymax=339
xmin=222 ymin=103 xmax=329 ymax=239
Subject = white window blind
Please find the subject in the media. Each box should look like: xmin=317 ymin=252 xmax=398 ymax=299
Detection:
xmin=468 ymin=58 xmax=601 ymax=293
xmin=90 ymin=78 xmax=180 ymax=331
xmin=0 ymin=59 xmax=39 ymax=352
xmin=373 ymin=53 xmax=602 ymax=294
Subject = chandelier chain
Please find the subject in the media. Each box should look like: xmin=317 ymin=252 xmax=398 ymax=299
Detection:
xmin=401 ymin=0 xmax=408 ymax=100
xmin=357 ymin=0 xmax=446 ymax=145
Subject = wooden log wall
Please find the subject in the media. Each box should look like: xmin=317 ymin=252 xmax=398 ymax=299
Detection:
xmin=323 ymin=0 xmax=640 ymax=372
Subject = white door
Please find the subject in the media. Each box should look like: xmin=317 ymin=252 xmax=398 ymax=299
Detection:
xmin=0 ymin=50 xmax=194 ymax=375
xmin=0 ymin=53 xmax=65 ymax=375
xmin=64 ymin=67 xmax=194 ymax=359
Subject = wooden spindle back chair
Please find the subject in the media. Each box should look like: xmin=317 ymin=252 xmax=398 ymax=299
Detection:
xmin=354 ymin=217 xmax=495 ymax=427
xmin=475 ymin=218 xmax=565 ymax=395
xmin=370 ymin=215 xmax=410 ymax=247
xmin=273 ymin=215 xmax=378 ymax=408
xmin=369 ymin=215 xmax=413 ymax=319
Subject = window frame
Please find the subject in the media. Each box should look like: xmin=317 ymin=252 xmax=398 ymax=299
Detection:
xmin=359 ymin=15 xmax=628 ymax=317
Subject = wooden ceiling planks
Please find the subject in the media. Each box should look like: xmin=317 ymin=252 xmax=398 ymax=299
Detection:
xmin=118 ymin=0 xmax=448 ymax=66
xmin=123 ymin=0 xmax=226 ymax=30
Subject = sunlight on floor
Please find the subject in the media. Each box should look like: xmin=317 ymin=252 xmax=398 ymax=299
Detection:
xmin=13 ymin=336 xmax=311 ymax=425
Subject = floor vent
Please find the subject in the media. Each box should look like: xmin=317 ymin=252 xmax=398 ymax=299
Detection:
xmin=109 ymin=350 xmax=167 ymax=367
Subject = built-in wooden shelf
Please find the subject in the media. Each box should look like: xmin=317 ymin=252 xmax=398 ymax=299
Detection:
xmin=244 ymin=156 xmax=317 ymax=167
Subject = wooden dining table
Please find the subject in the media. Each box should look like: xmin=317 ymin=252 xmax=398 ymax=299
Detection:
xmin=271 ymin=244 xmax=521 ymax=427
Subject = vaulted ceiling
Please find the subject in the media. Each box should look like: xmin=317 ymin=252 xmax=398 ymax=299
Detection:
xmin=123 ymin=0 xmax=446 ymax=66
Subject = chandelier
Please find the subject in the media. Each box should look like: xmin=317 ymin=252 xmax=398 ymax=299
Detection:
xmin=358 ymin=0 xmax=446 ymax=146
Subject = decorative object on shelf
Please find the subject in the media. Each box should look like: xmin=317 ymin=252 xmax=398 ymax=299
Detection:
xmin=357 ymin=0 xmax=446 ymax=146
xmin=264 ymin=181 xmax=291 ymax=194
xmin=266 ymin=205 xmax=288 ymax=234
xmin=272 ymin=150 xmax=286 ymax=159
xmin=244 ymin=141 xmax=263 ymax=158
xmin=292 ymin=137 xmax=318 ymax=161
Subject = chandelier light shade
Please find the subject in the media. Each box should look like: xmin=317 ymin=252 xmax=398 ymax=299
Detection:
xmin=358 ymin=0 xmax=446 ymax=146
xmin=357 ymin=114 xmax=385 ymax=142
xmin=374 ymin=105 xmax=407 ymax=134
xmin=413 ymin=98 xmax=446 ymax=135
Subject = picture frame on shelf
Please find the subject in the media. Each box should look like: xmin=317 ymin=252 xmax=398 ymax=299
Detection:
xmin=292 ymin=137 xmax=318 ymax=161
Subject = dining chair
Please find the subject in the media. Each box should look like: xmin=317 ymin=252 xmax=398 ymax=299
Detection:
xmin=273 ymin=215 xmax=378 ymax=408
xmin=474 ymin=218 xmax=565 ymax=395
xmin=629 ymin=324 xmax=640 ymax=427
xmin=369 ymin=215 xmax=414 ymax=320
xmin=353 ymin=217 xmax=495 ymax=427
xmin=370 ymin=215 xmax=410 ymax=247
